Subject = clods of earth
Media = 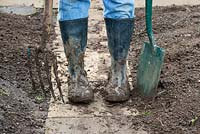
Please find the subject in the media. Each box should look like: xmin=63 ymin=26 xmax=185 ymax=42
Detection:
xmin=129 ymin=5 xmax=200 ymax=134
xmin=0 ymin=12 xmax=55 ymax=134
xmin=0 ymin=5 xmax=200 ymax=134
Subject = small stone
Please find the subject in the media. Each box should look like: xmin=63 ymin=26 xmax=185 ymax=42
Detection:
xmin=185 ymin=34 xmax=191 ymax=37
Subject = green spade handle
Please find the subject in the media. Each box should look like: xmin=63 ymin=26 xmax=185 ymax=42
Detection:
xmin=146 ymin=0 xmax=155 ymax=47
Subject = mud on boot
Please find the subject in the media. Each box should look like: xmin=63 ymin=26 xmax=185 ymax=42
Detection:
xmin=104 ymin=18 xmax=134 ymax=102
xmin=68 ymin=70 xmax=94 ymax=103
xmin=105 ymin=60 xmax=130 ymax=102
xmin=59 ymin=18 xmax=94 ymax=103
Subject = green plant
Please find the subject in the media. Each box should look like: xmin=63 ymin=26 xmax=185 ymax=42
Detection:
xmin=0 ymin=88 xmax=9 ymax=96
xmin=35 ymin=94 xmax=45 ymax=103
xmin=191 ymin=116 xmax=198 ymax=126
xmin=142 ymin=110 xmax=152 ymax=116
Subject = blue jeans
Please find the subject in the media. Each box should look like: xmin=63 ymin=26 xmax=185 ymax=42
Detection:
xmin=58 ymin=0 xmax=134 ymax=21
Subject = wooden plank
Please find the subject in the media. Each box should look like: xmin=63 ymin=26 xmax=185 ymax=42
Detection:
xmin=45 ymin=2 xmax=140 ymax=133
xmin=45 ymin=117 xmax=147 ymax=134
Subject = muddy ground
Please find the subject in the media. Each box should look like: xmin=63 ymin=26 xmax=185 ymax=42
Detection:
xmin=0 ymin=12 xmax=55 ymax=134
xmin=0 ymin=4 xmax=200 ymax=134
xmin=128 ymin=5 xmax=200 ymax=133
xmin=88 ymin=5 xmax=200 ymax=134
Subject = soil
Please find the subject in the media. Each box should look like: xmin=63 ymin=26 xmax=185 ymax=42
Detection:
xmin=88 ymin=4 xmax=200 ymax=134
xmin=0 ymin=4 xmax=200 ymax=134
xmin=128 ymin=5 xmax=200 ymax=134
xmin=0 ymin=12 xmax=55 ymax=134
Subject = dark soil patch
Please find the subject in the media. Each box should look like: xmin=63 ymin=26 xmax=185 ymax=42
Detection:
xmin=0 ymin=12 xmax=55 ymax=134
xmin=128 ymin=5 xmax=200 ymax=134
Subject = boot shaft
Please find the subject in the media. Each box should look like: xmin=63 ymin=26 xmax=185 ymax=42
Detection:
xmin=59 ymin=18 xmax=88 ymax=78
xmin=105 ymin=18 xmax=134 ymax=61
xmin=105 ymin=18 xmax=134 ymax=84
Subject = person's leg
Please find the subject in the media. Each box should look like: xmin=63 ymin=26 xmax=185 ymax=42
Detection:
xmin=103 ymin=0 xmax=134 ymax=19
xmin=58 ymin=0 xmax=90 ymax=21
xmin=59 ymin=0 xmax=94 ymax=103
xmin=103 ymin=0 xmax=135 ymax=102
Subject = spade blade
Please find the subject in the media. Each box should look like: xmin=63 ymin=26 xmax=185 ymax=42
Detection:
xmin=136 ymin=42 xmax=165 ymax=97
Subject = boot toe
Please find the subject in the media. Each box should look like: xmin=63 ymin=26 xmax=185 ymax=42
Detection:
xmin=68 ymin=87 xmax=94 ymax=103
xmin=105 ymin=86 xmax=130 ymax=102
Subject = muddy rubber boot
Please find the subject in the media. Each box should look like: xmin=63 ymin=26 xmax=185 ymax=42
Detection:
xmin=59 ymin=18 xmax=94 ymax=103
xmin=105 ymin=18 xmax=134 ymax=102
